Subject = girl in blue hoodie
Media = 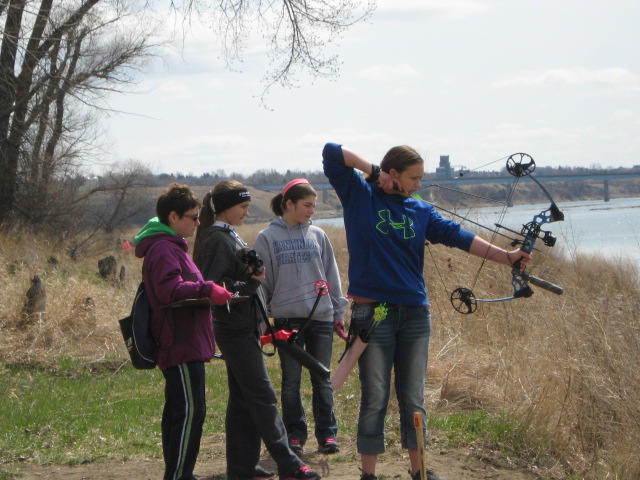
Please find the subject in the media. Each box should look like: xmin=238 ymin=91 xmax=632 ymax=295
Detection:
xmin=322 ymin=143 xmax=532 ymax=480
xmin=254 ymin=179 xmax=349 ymax=455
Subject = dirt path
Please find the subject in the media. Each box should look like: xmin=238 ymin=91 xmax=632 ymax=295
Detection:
xmin=11 ymin=433 xmax=544 ymax=480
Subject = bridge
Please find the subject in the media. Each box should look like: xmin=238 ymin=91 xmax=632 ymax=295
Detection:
xmin=420 ymin=171 xmax=640 ymax=203
xmin=252 ymin=171 xmax=640 ymax=203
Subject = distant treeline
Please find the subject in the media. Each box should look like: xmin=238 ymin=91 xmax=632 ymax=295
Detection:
xmin=155 ymin=168 xmax=330 ymax=187
xmin=153 ymin=164 xmax=640 ymax=186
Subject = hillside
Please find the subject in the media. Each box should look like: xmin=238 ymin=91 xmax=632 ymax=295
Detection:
xmin=156 ymin=177 xmax=640 ymax=227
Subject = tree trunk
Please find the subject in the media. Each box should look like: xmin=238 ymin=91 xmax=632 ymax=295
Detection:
xmin=0 ymin=0 xmax=26 ymax=225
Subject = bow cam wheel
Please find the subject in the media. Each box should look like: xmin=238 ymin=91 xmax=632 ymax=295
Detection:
xmin=506 ymin=153 xmax=535 ymax=178
xmin=450 ymin=287 xmax=478 ymax=314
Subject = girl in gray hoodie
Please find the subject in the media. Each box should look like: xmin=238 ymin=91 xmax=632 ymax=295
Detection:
xmin=254 ymin=179 xmax=349 ymax=455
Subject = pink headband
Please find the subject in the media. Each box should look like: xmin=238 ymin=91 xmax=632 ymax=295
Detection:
xmin=281 ymin=178 xmax=310 ymax=197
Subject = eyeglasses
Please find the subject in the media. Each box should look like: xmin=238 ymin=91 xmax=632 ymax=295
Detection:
xmin=184 ymin=213 xmax=200 ymax=222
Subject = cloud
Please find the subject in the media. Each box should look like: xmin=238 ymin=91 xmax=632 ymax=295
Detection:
xmin=205 ymin=78 xmax=225 ymax=89
xmin=128 ymin=133 xmax=252 ymax=174
xmin=181 ymin=134 xmax=248 ymax=154
xmin=609 ymin=109 xmax=640 ymax=126
xmin=358 ymin=64 xmax=421 ymax=82
xmin=376 ymin=0 xmax=492 ymax=19
xmin=493 ymin=67 xmax=640 ymax=92
xmin=157 ymin=80 xmax=193 ymax=99
xmin=487 ymin=122 xmax=569 ymax=141
xmin=136 ymin=134 xmax=246 ymax=159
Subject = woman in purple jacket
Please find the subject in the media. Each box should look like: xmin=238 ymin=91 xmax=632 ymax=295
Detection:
xmin=133 ymin=183 xmax=231 ymax=480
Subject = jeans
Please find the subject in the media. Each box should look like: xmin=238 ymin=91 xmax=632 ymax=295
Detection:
xmin=351 ymin=303 xmax=431 ymax=455
xmin=274 ymin=318 xmax=338 ymax=445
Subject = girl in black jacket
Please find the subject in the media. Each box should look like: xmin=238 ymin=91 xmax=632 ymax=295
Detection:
xmin=193 ymin=180 xmax=320 ymax=480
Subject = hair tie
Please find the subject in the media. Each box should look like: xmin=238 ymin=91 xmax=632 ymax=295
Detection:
xmin=282 ymin=178 xmax=310 ymax=197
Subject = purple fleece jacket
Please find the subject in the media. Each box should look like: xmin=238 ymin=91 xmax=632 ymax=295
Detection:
xmin=135 ymin=233 xmax=216 ymax=370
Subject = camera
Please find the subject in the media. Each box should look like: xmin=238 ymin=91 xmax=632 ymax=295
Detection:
xmin=236 ymin=248 xmax=264 ymax=275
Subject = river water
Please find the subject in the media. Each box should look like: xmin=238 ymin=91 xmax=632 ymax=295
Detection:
xmin=314 ymin=197 xmax=640 ymax=268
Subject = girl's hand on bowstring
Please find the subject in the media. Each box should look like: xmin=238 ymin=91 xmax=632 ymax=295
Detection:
xmin=378 ymin=170 xmax=403 ymax=195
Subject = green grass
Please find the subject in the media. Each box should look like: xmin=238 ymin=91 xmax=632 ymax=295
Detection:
xmin=2 ymin=358 xmax=163 ymax=465
xmin=0 ymin=355 xmax=542 ymax=473
xmin=0 ymin=356 xmax=234 ymax=466
xmin=429 ymin=410 xmax=536 ymax=452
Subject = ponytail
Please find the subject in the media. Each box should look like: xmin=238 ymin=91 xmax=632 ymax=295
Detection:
xmin=270 ymin=193 xmax=285 ymax=216
xmin=193 ymin=191 xmax=216 ymax=267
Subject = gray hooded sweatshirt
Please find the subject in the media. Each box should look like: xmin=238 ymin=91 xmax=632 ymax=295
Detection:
xmin=254 ymin=217 xmax=348 ymax=322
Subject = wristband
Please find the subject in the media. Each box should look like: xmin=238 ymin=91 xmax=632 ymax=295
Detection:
xmin=367 ymin=164 xmax=381 ymax=183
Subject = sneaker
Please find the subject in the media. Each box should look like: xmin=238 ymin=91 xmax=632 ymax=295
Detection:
xmin=318 ymin=437 xmax=340 ymax=454
xmin=254 ymin=466 xmax=276 ymax=480
xmin=280 ymin=465 xmax=321 ymax=480
xmin=360 ymin=473 xmax=378 ymax=480
xmin=288 ymin=438 xmax=303 ymax=455
xmin=410 ymin=468 xmax=443 ymax=480
xmin=237 ymin=467 xmax=276 ymax=480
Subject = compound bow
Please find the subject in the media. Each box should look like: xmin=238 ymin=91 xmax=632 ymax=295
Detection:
xmin=429 ymin=153 xmax=565 ymax=314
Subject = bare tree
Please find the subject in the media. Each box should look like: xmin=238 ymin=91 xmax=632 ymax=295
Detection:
xmin=172 ymin=0 xmax=375 ymax=103
xmin=62 ymin=161 xmax=157 ymax=258
xmin=0 ymin=0 xmax=158 ymax=226
xmin=1 ymin=0 xmax=375 ymax=228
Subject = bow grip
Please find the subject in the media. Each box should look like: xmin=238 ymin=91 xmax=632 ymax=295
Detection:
xmin=512 ymin=240 xmax=535 ymax=269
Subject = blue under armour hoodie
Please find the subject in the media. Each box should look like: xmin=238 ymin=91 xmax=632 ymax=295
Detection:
xmin=322 ymin=142 xmax=475 ymax=306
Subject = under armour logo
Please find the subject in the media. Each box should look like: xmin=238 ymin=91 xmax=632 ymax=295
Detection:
xmin=375 ymin=210 xmax=415 ymax=239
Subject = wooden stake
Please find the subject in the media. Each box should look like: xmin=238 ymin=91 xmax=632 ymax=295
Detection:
xmin=413 ymin=412 xmax=426 ymax=480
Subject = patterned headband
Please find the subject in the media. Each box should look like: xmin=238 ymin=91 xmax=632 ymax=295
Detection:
xmin=211 ymin=188 xmax=251 ymax=213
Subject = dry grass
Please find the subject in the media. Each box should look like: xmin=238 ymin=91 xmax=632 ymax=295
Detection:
xmin=1 ymin=224 xmax=639 ymax=479
xmin=423 ymin=245 xmax=640 ymax=479
xmin=0 ymin=231 xmax=141 ymax=366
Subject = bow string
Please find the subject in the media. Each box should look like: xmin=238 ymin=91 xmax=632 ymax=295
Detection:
xmin=266 ymin=279 xmax=332 ymax=310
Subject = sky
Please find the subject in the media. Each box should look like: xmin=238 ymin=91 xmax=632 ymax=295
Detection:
xmin=103 ymin=0 xmax=640 ymax=177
